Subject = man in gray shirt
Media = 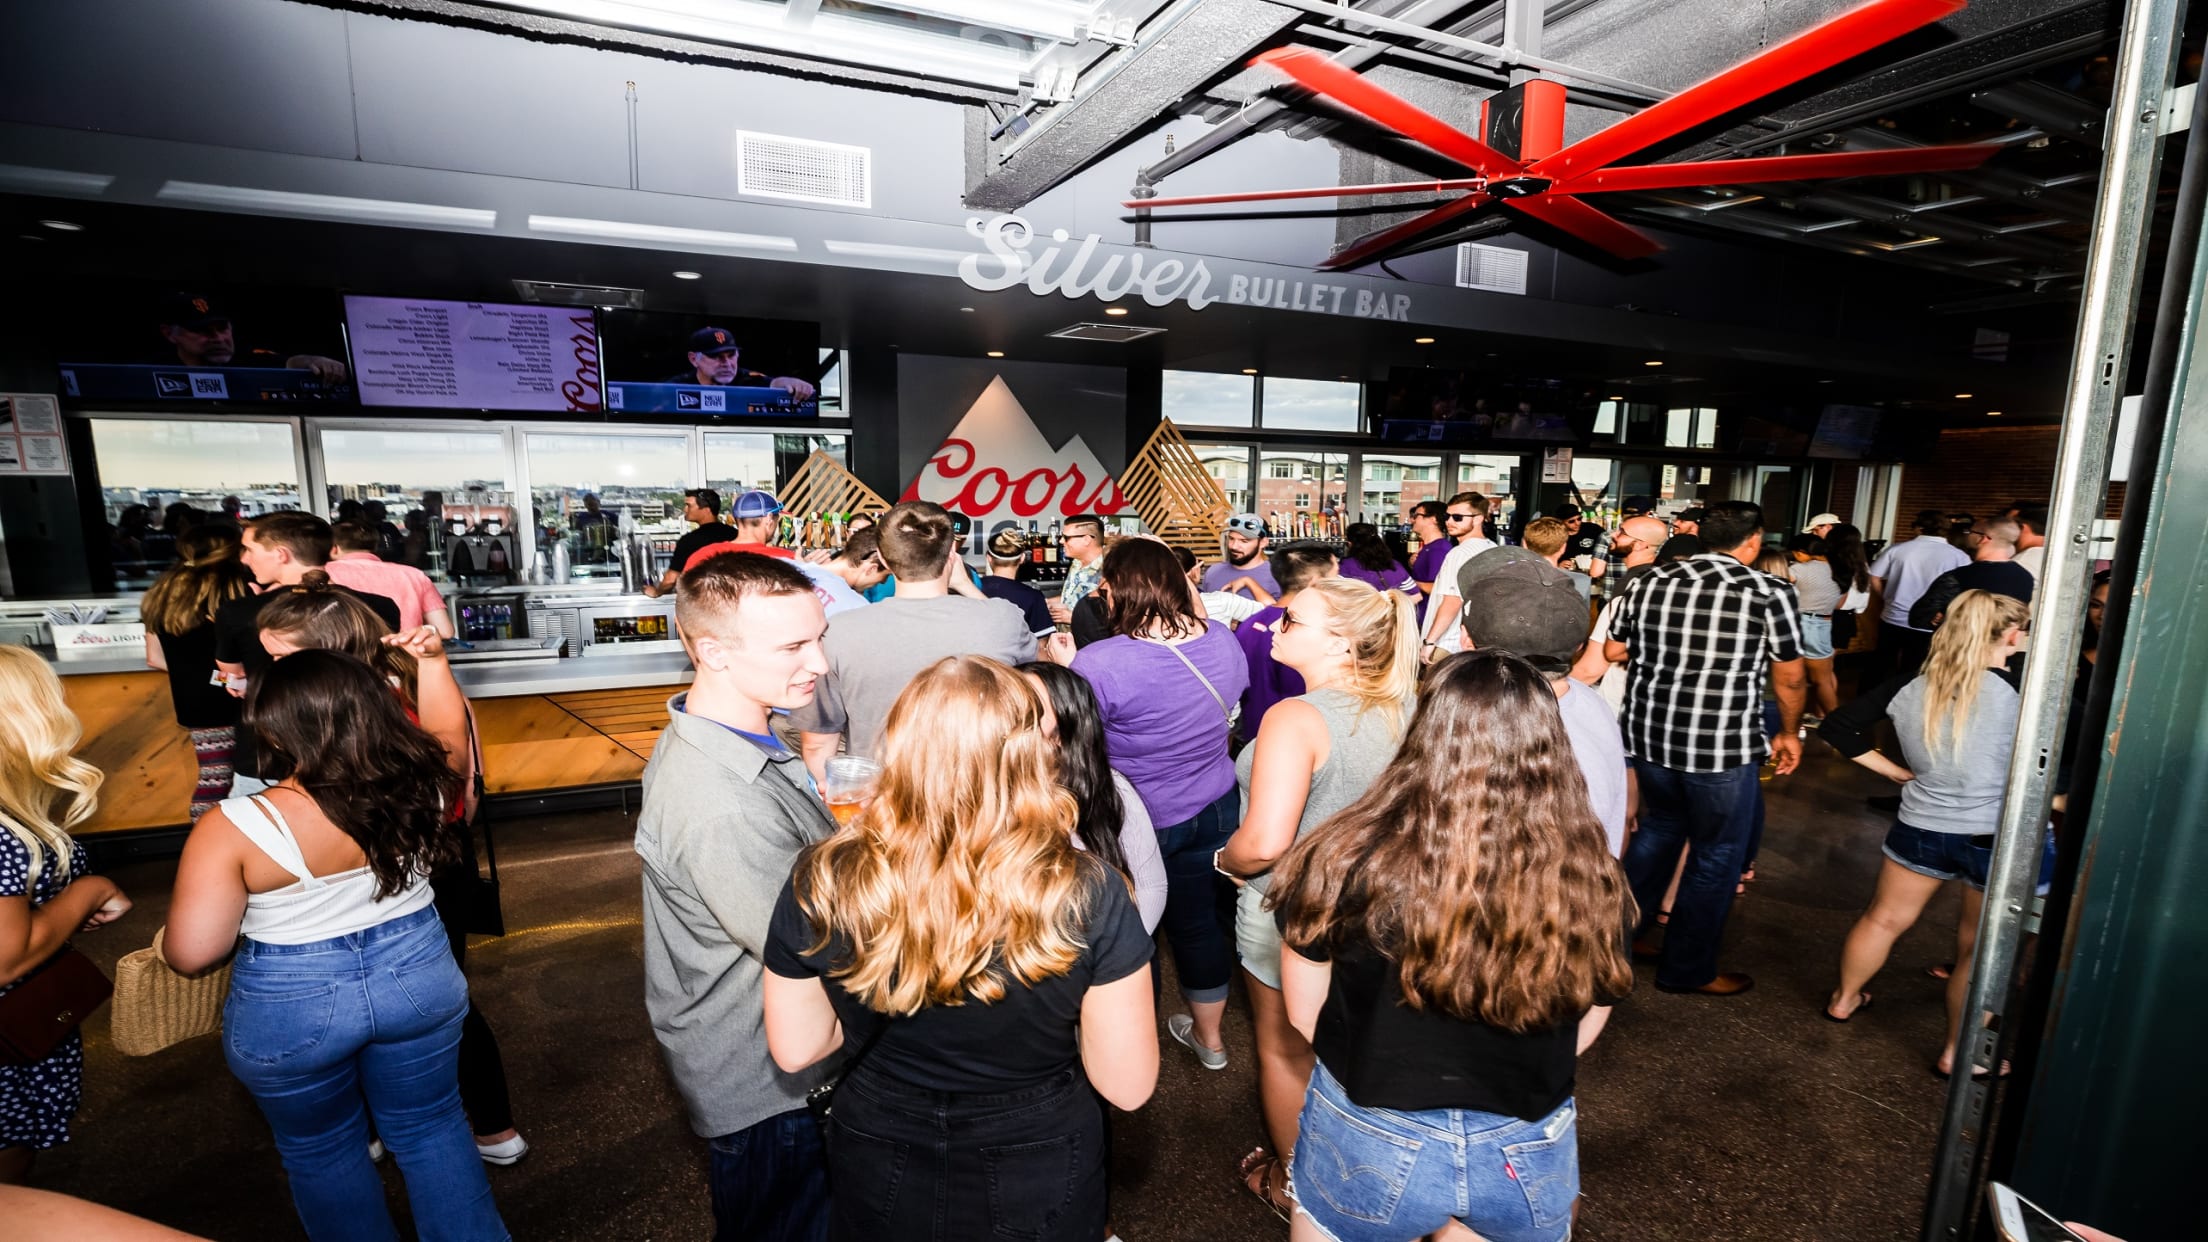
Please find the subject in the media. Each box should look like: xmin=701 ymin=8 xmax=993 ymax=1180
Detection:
xmin=636 ymin=551 xmax=837 ymax=1242
xmin=793 ymin=500 xmax=1037 ymax=783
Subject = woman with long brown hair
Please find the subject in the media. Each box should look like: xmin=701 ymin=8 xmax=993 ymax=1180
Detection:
xmin=762 ymin=656 xmax=1157 ymax=1241
xmin=0 ymin=648 xmax=132 ymax=1184
xmin=1270 ymin=651 xmax=1634 ymax=1242
xmin=1069 ymin=539 xmax=1249 ymax=1068
xmin=140 ymin=525 xmax=257 ymax=820
xmin=1213 ymin=576 xmax=1418 ymax=1218
xmin=1817 ymin=590 xmax=2048 ymax=1076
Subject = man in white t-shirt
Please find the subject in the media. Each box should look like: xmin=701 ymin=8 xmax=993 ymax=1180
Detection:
xmin=2007 ymin=500 xmax=2048 ymax=582
xmin=1419 ymin=491 xmax=1496 ymax=659
xmin=1868 ymin=510 xmax=1971 ymax=676
xmin=795 ymin=526 xmax=888 ymax=618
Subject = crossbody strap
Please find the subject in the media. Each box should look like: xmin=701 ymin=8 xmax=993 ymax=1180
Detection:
xmin=1140 ymin=633 xmax=1232 ymax=725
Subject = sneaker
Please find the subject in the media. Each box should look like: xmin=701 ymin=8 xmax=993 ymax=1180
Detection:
xmin=476 ymin=1134 xmax=530 ymax=1166
xmin=367 ymin=1139 xmax=387 ymax=1163
xmin=1165 ymin=1014 xmax=1227 ymax=1071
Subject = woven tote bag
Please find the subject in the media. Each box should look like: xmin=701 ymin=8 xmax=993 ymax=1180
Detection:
xmin=110 ymin=928 xmax=232 ymax=1057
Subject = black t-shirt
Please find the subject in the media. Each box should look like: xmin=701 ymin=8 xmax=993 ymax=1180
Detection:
xmin=669 ymin=522 xmax=738 ymax=575
xmin=1907 ymin=560 xmax=2035 ymax=630
xmin=214 ymin=584 xmax=403 ymax=775
xmin=153 ymin=622 xmax=238 ymax=729
xmin=978 ymin=576 xmax=1054 ymax=636
xmin=765 ymin=862 xmax=1152 ymax=1092
xmin=1283 ymin=919 xmax=1624 ymax=1121
xmin=1566 ymin=524 xmax=1608 ymax=563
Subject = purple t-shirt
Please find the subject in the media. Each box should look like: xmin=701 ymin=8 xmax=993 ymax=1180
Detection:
xmin=1408 ymin=541 xmax=1451 ymax=623
xmin=1338 ymin=556 xmax=1414 ymax=595
xmin=1072 ymin=623 xmax=1251 ymax=827
xmin=1234 ymin=606 xmax=1305 ymax=736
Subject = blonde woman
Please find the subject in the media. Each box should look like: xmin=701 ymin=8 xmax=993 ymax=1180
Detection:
xmin=1213 ymin=577 xmax=1418 ymax=1218
xmin=140 ymin=526 xmax=256 ymax=820
xmin=1817 ymin=590 xmax=2046 ymax=1076
xmin=762 ymin=656 xmax=1157 ymax=1242
xmin=0 ymin=647 xmax=131 ymax=1183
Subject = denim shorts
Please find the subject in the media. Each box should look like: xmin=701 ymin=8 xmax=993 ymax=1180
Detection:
xmin=1798 ymin=614 xmax=1835 ymax=660
xmin=1289 ymin=1064 xmax=1577 ymax=1242
xmin=1881 ymin=821 xmax=2057 ymax=893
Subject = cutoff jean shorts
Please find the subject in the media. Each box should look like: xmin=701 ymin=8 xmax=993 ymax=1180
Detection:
xmin=1798 ymin=614 xmax=1835 ymax=660
xmin=1882 ymin=820 xmax=2057 ymax=893
xmin=1289 ymin=1063 xmax=1577 ymax=1242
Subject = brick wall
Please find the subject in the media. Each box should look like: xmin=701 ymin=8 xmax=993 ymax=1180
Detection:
xmin=1895 ymin=426 xmax=2126 ymax=528
xmin=1827 ymin=467 xmax=1860 ymax=521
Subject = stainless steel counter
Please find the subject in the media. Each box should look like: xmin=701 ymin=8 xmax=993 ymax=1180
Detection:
xmin=451 ymin=651 xmax=693 ymax=698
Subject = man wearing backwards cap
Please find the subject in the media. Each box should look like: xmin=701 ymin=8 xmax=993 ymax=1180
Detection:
xmin=666 ymin=326 xmax=817 ymax=400
xmin=683 ymin=490 xmax=800 ymax=573
xmin=1200 ymin=513 xmax=1281 ymax=601
xmin=1454 ymin=548 xmax=1628 ymax=855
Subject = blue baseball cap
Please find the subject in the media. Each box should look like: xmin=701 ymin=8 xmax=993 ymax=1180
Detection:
xmin=732 ymin=490 xmax=783 ymax=520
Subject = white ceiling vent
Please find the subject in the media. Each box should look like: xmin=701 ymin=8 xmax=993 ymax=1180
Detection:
xmin=736 ymin=131 xmax=872 ymax=209
xmin=1456 ymin=242 xmax=1529 ymax=295
xmin=1047 ymin=322 xmax=1168 ymax=343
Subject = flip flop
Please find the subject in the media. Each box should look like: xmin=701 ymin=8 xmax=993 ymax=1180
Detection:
xmin=1926 ymin=962 xmax=1955 ymax=981
xmin=1823 ymin=992 xmax=1873 ymax=1023
xmin=1931 ymin=1060 xmax=2012 ymax=1080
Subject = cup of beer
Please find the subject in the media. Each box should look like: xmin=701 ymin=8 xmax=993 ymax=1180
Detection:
xmin=822 ymin=755 xmax=883 ymax=827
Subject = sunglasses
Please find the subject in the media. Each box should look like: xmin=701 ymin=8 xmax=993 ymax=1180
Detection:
xmin=1279 ymin=611 xmax=1311 ymax=632
xmin=1446 ymin=512 xmax=1477 ymax=522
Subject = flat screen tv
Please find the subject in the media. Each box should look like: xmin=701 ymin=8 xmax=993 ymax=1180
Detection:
xmin=57 ymin=285 xmax=356 ymax=405
xmin=1807 ymin=404 xmax=1881 ymax=459
xmin=598 ymin=310 xmax=825 ymax=418
xmin=1377 ymin=367 xmax=1580 ymax=445
xmin=344 ymin=295 xmax=603 ymax=412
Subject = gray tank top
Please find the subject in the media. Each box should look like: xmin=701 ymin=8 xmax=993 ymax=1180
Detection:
xmin=1236 ymin=687 xmax=1407 ymax=894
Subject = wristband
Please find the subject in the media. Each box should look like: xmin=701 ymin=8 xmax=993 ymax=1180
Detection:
xmin=1212 ymin=847 xmax=1237 ymax=880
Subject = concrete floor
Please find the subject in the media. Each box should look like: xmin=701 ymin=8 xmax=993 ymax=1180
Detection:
xmin=36 ymin=737 xmax=1970 ymax=1241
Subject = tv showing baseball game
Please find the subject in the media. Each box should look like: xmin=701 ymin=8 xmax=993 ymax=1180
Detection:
xmin=57 ymin=285 xmax=356 ymax=405
xmin=597 ymin=310 xmax=826 ymax=418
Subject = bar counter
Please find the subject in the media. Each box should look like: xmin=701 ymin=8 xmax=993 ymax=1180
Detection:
xmin=41 ymin=641 xmax=691 ymax=841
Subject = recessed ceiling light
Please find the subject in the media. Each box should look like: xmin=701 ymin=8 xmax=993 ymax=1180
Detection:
xmin=1242 ymin=368 xmax=1259 ymax=375
xmin=1986 ymin=410 xmax=2003 ymax=416
xmin=1103 ymin=306 xmax=1129 ymax=316
xmin=1643 ymin=360 xmax=1663 ymax=367
xmin=1953 ymin=392 xmax=1972 ymax=398
xmin=1607 ymin=394 xmax=1625 ymax=400
xmin=960 ymin=306 xmax=975 ymax=313
xmin=38 ymin=219 xmax=82 ymax=231
xmin=672 ymin=270 xmax=701 ymax=280
xmin=1817 ymin=378 xmax=1836 ymax=384
xmin=1414 ymin=336 xmax=1436 ymax=344
xmin=986 ymin=350 xmax=1004 ymax=358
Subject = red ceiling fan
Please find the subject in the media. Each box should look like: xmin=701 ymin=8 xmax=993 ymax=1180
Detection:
xmin=1124 ymin=0 xmax=2002 ymax=269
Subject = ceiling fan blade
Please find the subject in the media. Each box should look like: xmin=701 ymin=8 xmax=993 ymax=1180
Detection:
xmin=1254 ymin=47 xmax=1524 ymax=181
xmin=1558 ymin=142 xmax=2001 ymax=194
xmin=1319 ymin=191 xmax=1495 ymax=271
xmin=1503 ymin=195 xmax=1664 ymax=260
xmin=1531 ymin=0 xmax=1966 ymax=181
xmin=1123 ymin=179 xmax=1487 ymax=210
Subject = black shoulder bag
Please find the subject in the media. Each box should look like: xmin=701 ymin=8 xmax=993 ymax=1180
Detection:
xmin=433 ymin=708 xmax=504 ymax=945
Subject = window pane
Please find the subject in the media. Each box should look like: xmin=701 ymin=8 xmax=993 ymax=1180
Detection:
xmin=90 ymin=419 xmax=301 ymax=587
xmin=1261 ymin=377 xmax=1361 ymax=432
xmin=1665 ymin=408 xmax=1692 ymax=447
xmin=1692 ymin=407 xmax=1718 ymax=449
xmin=703 ymin=432 xmax=849 ymax=499
xmin=1189 ymin=443 xmax=1252 ymax=514
xmin=1358 ymin=453 xmax=1440 ymax=524
xmin=1258 ymin=450 xmax=1348 ymax=536
xmin=1164 ymin=371 xmax=1255 ymax=428
xmin=816 ymin=349 xmax=844 ymax=417
xmin=1454 ymin=452 xmax=1522 ymax=534
xmin=526 ymin=433 xmax=689 ymax=583
xmin=321 ymin=428 xmax=511 ymax=580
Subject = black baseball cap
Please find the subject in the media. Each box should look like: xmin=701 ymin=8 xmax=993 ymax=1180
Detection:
xmin=687 ymin=326 xmax=740 ymax=355
xmin=159 ymin=293 xmax=230 ymax=330
xmin=1458 ymin=556 xmax=1590 ymax=664
xmin=1677 ymin=506 xmax=1709 ymax=523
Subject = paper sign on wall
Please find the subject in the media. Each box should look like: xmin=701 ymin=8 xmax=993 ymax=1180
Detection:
xmin=1540 ymin=446 xmax=1573 ymax=484
xmin=0 ymin=393 xmax=69 ymax=476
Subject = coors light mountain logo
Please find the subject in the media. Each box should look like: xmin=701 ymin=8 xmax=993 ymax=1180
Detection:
xmin=903 ymin=376 xmax=1130 ymax=550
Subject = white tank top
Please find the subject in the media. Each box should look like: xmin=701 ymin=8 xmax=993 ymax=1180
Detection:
xmin=226 ymin=794 xmax=435 ymax=945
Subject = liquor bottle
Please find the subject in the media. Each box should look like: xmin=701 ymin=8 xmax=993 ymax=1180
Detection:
xmin=1046 ymin=518 xmax=1062 ymax=564
xmin=831 ymin=512 xmax=845 ymax=547
xmin=1027 ymin=520 xmax=1042 ymax=564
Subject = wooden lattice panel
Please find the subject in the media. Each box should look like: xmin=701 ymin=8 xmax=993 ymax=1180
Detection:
xmin=777 ymin=450 xmax=892 ymax=519
xmin=1118 ymin=418 xmax=1231 ymax=555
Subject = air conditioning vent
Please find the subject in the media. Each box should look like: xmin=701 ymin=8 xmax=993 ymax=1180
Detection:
xmin=1607 ymin=373 xmax=1703 ymax=386
xmin=737 ymin=131 xmax=872 ymax=208
xmin=1047 ymin=322 xmax=1168 ymax=343
xmin=1455 ymin=242 xmax=1529 ymax=295
xmin=513 ymin=279 xmax=645 ymax=309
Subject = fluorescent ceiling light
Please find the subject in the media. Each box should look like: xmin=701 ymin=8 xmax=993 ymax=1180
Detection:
xmin=673 ymin=270 xmax=702 ymax=279
xmin=156 ymin=181 xmax=497 ymax=229
xmin=38 ymin=219 xmax=83 ymax=231
xmin=0 ymin=165 xmax=114 ymax=196
xmin=822 ymin=239 xmax=975 ymax=267
xmin=528 ymin=215 xmax=797 ymax=252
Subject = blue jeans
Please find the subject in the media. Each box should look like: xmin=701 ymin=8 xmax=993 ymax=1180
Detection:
xmin=1623 ymin=760 xmax=1760 ymax=989
xmin=223 ymin=906 xmax=507 ymax=1242
xmin=1290 ymin=1064 xmax=1576 ymax=1242
xmin=1155 ymin=787 xmax=1242 ymax=1004
xmin=826 ymin=1068 xmax=1105 ymax=1242
xmin=709 ymin=1108 xmax=829 ymax=1242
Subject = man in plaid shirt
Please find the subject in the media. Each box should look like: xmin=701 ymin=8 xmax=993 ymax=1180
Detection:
xmin=1605 ymin=500 xmax=1808 ymax=995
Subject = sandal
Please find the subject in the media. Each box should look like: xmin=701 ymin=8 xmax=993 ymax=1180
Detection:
xmin=1239 ymin=1154 xmax=1294 ymax=1224
xmin=1822 ymin=991 xmax=1872 ymax=1023
xmin=1926 ymin=962 xmax=1955 ymax=981
xmin=1655 ymin=908 xmax=1671 ymax=926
